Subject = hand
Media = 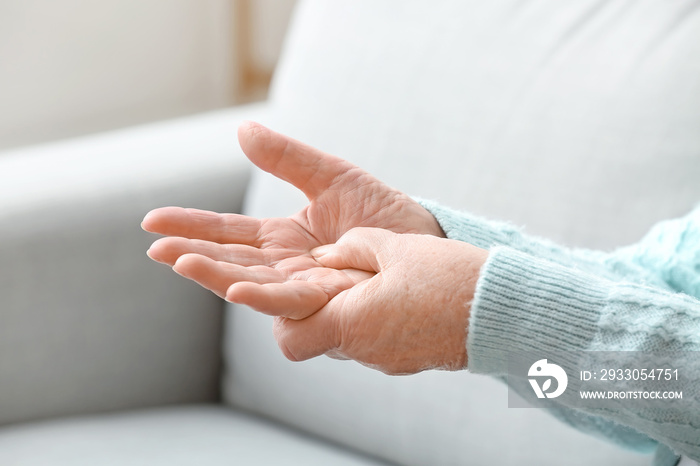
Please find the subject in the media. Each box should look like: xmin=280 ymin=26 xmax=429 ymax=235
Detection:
xmin=142 ymin=122 xmax=444 ymax=318
xmin=274 ymin=227 xmax=488 ymax=375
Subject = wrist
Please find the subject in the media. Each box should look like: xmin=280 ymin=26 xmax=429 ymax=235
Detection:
xmin=439 ymin=238 xmax=488 ymax=370
xmin=415 ymin=198 xmax=519 ymax=247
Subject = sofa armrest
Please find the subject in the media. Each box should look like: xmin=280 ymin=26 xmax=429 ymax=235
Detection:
xmin=0 ymin=102 xmax=268 ymax=426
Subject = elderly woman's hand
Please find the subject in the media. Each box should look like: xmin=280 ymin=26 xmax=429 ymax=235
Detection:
xmin=275 ymin=227 xmax=488 ymax=375
xmin=142 ymin=122 xmax=443 ymax=318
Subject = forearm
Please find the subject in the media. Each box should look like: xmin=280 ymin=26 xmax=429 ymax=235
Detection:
xmin=417 ymin=199 xmax=669 ymax=289
xmin=472 ymin=246 xmax=700 ymax=460
xmin=418 ymin=200 xmax=700 ymax=461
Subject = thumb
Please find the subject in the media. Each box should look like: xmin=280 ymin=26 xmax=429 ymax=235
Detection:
xmin=311 ymin=227 xmax=393 ymax=273
xmin=238 ymin=121 xmax=354 ymax=201
xmin=273 ymin=308 xmax=338 ymax=362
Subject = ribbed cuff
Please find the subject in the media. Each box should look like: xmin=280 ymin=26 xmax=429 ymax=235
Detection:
xmin=416 ymin=198 xmax=521 ymax=249
xmin=653 ymin=444 xmax=681 ymax=466
xmin=467 ymin=246 xmax=609 ymax=375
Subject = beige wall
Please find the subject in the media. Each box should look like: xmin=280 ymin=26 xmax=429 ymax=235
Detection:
xmin=0 ymin=0 xmax=296 ymax=150
xmin=250 ymin=0 xmax=297 ymax=72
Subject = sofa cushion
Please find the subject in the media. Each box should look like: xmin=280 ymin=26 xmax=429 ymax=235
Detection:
xmin=225 ymin=0 xmax=700 ymax=465
xmin=0 ymin=405 xmax=390 ymax=466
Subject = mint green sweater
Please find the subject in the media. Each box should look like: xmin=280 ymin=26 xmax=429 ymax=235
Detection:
xmin=419 ymin=200 xmax=700 ymax=466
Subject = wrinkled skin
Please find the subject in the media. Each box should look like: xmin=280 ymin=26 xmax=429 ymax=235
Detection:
xmin=306 ymin=227 xmax=488 ymax=374
xmin=143 ymin=122 xmax=486 ymax=375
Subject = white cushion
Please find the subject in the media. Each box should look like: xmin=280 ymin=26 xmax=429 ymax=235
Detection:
xmin=0 ymin=406 xmax=388 ymax=466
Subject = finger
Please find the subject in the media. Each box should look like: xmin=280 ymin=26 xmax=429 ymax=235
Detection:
xmin=289 ymin=267 xmax=375 ymax=298
xmin=238 ymin=121 xmax=355 ymax=201
xmin=227 ymin=281 xmax=328 ymax=320
xmin=147 ymin=237 xmax=268 ymax=267
xmin=272 ymin=308 xmax=339 ymax=362
xmin=173 ymin=254 xmax=283 ymax=298
xmin=311 ymin=227 xmax=393 ymax=273
xmin=142 ymin=207 xmax=262 ymax=246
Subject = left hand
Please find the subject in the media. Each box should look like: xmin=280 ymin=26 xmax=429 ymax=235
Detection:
xmin=275 ymin=227 xmax=488 ymax=375
xmin=142 ymin=122 xmax=443 ymax=319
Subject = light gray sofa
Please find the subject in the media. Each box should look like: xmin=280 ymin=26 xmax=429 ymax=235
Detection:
xmin=2 ymin=1 xmax=699 ymax=465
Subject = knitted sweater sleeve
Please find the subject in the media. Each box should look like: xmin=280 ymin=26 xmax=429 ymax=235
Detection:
xmin=418 ymin=199 xmax=700 ymax=463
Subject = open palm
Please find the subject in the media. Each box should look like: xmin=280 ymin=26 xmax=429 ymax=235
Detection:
xmin=142 ymin=122 xmax=443 ymax=319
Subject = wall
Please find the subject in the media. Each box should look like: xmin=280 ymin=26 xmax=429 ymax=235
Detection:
xmin=235 ymin=0 xmax=297 ymax=101
xmin=0 ymin=0 xmax=296 ymax=151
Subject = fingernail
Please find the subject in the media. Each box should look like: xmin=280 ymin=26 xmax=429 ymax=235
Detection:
xmin=141 ymin=212 xmax=155 ymax=232
xmin=224 ymin=285 xmax=236 ymax=304
xmin=172 ymin=266 xmax=189 ymax=279
xmin=171 ymin=258 xmax=189 ymax=278
xmin=146 ymin=247 xmax=163 ymax=264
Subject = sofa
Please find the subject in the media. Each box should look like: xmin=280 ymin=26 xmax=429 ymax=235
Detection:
xmin=2 ymin=1 xmax=699 ymax=465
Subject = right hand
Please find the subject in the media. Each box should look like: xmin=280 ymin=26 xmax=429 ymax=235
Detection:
xmin=274 ymin=227 xmax=487 ymax=375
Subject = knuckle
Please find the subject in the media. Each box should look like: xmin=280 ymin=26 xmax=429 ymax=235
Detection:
xmin=272 ymin=317 xmax=299 ymax=362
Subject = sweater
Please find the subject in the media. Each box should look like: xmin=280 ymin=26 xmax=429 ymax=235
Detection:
xmin=418 ymin=199 xmax=700 ymax=466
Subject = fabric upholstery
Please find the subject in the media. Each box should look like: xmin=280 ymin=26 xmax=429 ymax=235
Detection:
xmin=0 ymin=104 xmax=265 ymax=425
xmin=0 ymin=405 xmax=390 ymax=466
xmin=224 ymin=1 xmax=700 ymax=465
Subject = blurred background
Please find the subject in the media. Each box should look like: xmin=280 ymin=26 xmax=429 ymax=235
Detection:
xmin=0 ymin=0 xmax=296 ymax=151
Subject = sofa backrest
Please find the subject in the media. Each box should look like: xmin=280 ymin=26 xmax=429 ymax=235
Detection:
xmin=224 ymin=1 xmax=700 ymax=465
